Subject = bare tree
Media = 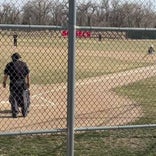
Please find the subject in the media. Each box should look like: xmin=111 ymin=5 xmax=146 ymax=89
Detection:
xmin=22 ymin=0 xmax=53 ymax=25
xmin=77 ymin=1 xmax=97 ymax=26
xmin=107 ymin=1 xmax=156 ymax=28
xmin=141 ymin=2 xmax=156 ymax=28
xmin=96 ymin=0 xmax=111 ymax=26
xmin=108 ymin=0 xmax=122 ymax=27
xmin=0 ymin=3 xmax=21 ymax=24
xmin=48 ymin=1 xmax=68 ymax=26
xmin=0 ymin=0 xmax=156 ymax=28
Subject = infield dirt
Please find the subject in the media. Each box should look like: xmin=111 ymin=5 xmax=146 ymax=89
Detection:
xmin=0 ymin=60 xmax=156 ymax=132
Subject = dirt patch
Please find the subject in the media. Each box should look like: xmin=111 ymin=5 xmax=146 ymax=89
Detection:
xmin=1 ymin=64 xmax=156 ymax=133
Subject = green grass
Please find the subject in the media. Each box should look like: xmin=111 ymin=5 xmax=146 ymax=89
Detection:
xmin=114 ymin=77 xmax=156 ymax=125
xmin=1 ymin=34 xmax=156 ymax=84
xmin=74 ymin=129 xmax=156 ymax=156
xmin=76 ymin=56 xmax=151 ymax=79
xmin=0 ymin=129 xmax=155 ymax=155
xmin=0 ymin=134 xmax=67 ymax=155
xmin=76 ymin=38 xmax=156 ymax=53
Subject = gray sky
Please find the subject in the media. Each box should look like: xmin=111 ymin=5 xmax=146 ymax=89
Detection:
xmin=0 ymin=0 xmax=155 ymax=4
xmin=0 ymin=0 xmax=155 ymax=10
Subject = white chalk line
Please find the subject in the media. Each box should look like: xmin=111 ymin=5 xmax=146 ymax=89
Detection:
xmin=0 ymin=101 xmax=10 ymax=104
xmin=0 ymin=87 xmax=65 ymax=106
xmin=0 ymin=91 xmax=57 ymax=107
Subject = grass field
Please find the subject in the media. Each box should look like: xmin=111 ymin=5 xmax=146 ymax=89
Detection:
xmin=114 ymin=77 xmax=156 ymax=125
xmin=0 ymin=32 xmax=156 ymax=155
xmin=0 ymin=34 xmax=156 ymax=84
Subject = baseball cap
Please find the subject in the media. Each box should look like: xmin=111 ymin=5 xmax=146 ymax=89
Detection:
xmin=11 ymin=52 xmax=21 ymax=60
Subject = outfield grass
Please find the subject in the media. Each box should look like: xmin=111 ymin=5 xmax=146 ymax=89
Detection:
xmin=0 ymin=34 xmax=156 ymax=84
xmin=114 ymin=76 xmax=156 ymax=125
xmin=0 ymin=129 xmax=155 ymax=155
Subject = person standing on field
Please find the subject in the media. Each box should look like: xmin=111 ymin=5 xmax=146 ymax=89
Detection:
xmin=2 ymin=53 xmax=30 ymax=118
xmin=148 ymin=45 xmax=155 ymax=54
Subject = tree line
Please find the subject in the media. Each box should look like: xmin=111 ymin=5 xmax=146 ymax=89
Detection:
xmin=0 ymin=0 xmax=156 ymax=28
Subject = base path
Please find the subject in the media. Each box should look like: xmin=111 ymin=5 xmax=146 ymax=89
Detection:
xmin=0 ymin=65 xmax=156 ymax=133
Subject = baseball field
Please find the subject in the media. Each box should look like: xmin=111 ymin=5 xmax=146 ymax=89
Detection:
xmin=0 ymin=32 xmax=156 ymax=133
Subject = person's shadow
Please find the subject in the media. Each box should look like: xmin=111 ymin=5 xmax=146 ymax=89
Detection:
xmin=0 ymin=110 xmax=24 ymax=118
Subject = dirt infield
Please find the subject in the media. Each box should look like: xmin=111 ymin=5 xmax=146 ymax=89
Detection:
xmin=1 ymin=61 xmax=156 ymax=133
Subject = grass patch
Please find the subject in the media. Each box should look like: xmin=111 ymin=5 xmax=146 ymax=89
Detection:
xmin=0 ymin=129 xmax=155 ymax=155
xmin=0 ymin=134 xmax=67 ymax=155
xmin=74 ymin=129 xmax=156 ymax=156
xmin=0 ymin=34 xmax=156 ymax=84
xmin=114 ymin=76 xmax=156 ymax=124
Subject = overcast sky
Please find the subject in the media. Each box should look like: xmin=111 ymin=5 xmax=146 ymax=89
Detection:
xmin=0 ymin=0 xmax=155 ymax=4
xmin=0 ymin=0 xmax=155 ymax=10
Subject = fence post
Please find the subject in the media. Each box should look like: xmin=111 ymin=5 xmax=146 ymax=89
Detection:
xmin=67 ymin=0 xmax=76 ymax=156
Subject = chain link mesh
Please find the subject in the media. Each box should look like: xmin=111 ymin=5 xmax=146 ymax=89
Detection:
xmin=74 ymin=28 xmax=156 ymax=127
xmin=0 ymin=28 xmax=68 ymax=131
xmin=0 ymin=0 xmax=156 ymax=154
xmin=1 ymin=30 xmax=155 ymax=129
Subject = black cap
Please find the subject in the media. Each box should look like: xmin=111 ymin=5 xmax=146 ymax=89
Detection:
xmin=11 ymin=53 xmax=21 ymax=61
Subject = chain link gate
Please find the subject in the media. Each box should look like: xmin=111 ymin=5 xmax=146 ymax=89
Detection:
xmin=0 ymin=0 xmax=156 ymax=155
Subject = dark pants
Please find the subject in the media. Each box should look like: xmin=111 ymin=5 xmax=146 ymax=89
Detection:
xmin=9 ymin=82 xmax=30 ymax=117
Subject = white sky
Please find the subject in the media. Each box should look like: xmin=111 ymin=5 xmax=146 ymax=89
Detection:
xmin=0 ymin=0 xmax=155 ymax=4
xmin=0 ymin=0 xmax=155 ymax=10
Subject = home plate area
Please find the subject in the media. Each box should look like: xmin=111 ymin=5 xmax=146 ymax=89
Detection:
xmin=0 ymin=84 xmax=67 ymax=132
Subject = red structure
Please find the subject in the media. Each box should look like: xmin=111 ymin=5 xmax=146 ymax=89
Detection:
xmin=61 ymin=30 xmax=91 ymax=38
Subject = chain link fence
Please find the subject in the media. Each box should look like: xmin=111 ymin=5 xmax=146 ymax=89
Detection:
xmin=0 ymin=26 xmax=68 ymax=132
xmin=74 ymin=27 xmax=156 ymax=128
xmin=1 ymin=26 xmax=155 ymax=132
xmin=0 ymin=0 xmax=156 ymax=155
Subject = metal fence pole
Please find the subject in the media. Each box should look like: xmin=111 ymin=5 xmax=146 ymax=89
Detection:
xmin=67 ymin=0 xmax=76 ymax=156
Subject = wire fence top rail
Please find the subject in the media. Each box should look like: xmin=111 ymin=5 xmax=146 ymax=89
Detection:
xmin=0 ymin=24 xmax=156 ymax=32
xmin=0 ymin=24 xmax=66 ymax=31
